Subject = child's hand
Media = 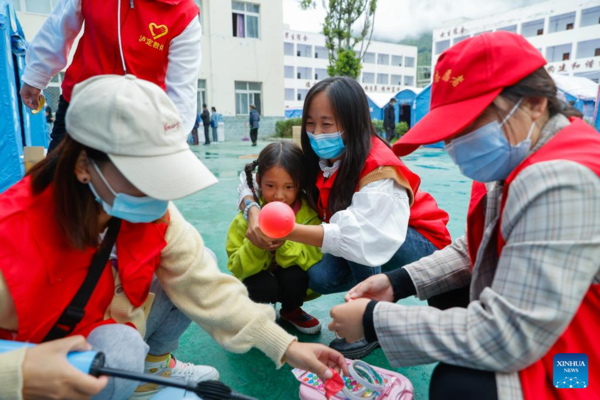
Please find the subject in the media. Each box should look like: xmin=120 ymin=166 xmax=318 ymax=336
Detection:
xmin=284 ymin=341 xmax=349 ymax=382
xmin=246 ymin=208 xmax=275 ymax=250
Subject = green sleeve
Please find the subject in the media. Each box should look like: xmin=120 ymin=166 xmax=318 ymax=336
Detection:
xmin=275 ymin=241 xmax=322 ymax=271
xmin=226 ymin=215 xmax=272 ymax=281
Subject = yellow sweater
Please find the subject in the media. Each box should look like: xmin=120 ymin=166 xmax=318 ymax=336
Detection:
xmin=0 ymin=203 xmax=296 ymax=399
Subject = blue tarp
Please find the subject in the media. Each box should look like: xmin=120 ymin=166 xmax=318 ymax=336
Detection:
xmin=285 ymin=108 xmax=303 ymax=119
xmin=0 ymin=0 xmax=24 ymax=193
xmin=412 ymin=84 xmax=431 ymax=127
xmin=0 ymin=0 xmax=47 ymax=193
xmin=367 ymin=96 xmax=383 ymax=121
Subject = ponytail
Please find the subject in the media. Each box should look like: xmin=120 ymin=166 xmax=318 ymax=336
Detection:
xmin=244 ymin=160 xmax=259 ymax=202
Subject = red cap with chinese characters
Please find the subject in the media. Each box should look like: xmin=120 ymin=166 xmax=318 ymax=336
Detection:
xmin=392 ymin=31 xmax=547 ymax=156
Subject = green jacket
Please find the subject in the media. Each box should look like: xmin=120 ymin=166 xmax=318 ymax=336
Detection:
xmin=226 ymin=198 xmax=322 ymax=283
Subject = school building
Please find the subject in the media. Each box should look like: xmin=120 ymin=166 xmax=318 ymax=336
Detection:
xmin=283 ymin=28 xmax=418 ymax=109
xmin=14 ymin=0 xmax=286 ymax=140
xmin=431 ymin=0 xmax=600 ymax=83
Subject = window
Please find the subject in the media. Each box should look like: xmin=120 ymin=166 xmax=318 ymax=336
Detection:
xmin=377 ymin=54 xmax=389 ymax=65
xmin=315 ymin=46 xmax=328 ymax=59
xmin=576 ymin=39 xmax=600 ymax=59
xmin=297 ymin=89 xmax=308 ymax=102
xmin=435 ymin=40 xmax=450 ymax=55
xmin=549 ymin=12 xmax=576 ymax=34
xmin=497 ymin=25 xmax=517 ymax=33
xmin=581 ymin=6 xmax=600 ymax=27
xmin=297 ymin=44 xmax=312 ymax=58
xmin=232 ymin=1 xmax=259 ymax=39
xmin=296 ymin=67 xmax=312 ymax=80
xmin=546 ymin=43 xmax=573 ymax=63
xmin=405 ymin=56 xmax=415 ymax=68
xmin=235 ymin=81 xmax=262 ymax=115
xmin=362 ymin=72 xmax=375 ymax=84
xmin=522 ymin=19 xmax=545 ymax=38
xmin=315 ymin=68 xmax=328 ymax=80
xmin=285 ymin=89 xmax=295 ymax=101
xmin=364 ymin=52 xmax=376 ymax=64
xmin=473 ymin=30 xmax=492 ymax=36
xmin=284 ymin=66 xmax=295 ymax=79
xmin=23 ymin=0 xmax=53 ymax=14
xmin=377 ymin=74 xmax=389 ymax=85
xmin=391 ymin=75 xmax=402 ymax=85
xmin=392 ymin=55 xmax=403 ymax=67
xmin=404 ymin=76 xmax=414 ymax=86
xmin=596 ymin=48 xmax=600 ymax=57
xmin=453 ymin=35 xmax=469 ymax=45
xmin=284 ymin=42 xmax=294 ymax=56
xmin=197 ymin=80 xmax=207 ymax=113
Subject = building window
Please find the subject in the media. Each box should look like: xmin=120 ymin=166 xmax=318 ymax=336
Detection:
xmin=576 ymin=38 xmax=600 ymax=59
xmin=562 ymin=53 xmax=570 ymax=61
xmin=197 ymin=80 xmax=207 ymax=112
xmin=405 ymin=56 xmax=415 ymax=68
xmin=596 ymin=48 xmax=600 ymax=57
xmin=362 ymin=72 xmax=375 ymax=84
xmin=315 ymin=46 xmax=327 ymax=59
xmin=377 ymin=54 xmax=389 ymax=65
xmin=297 ymin=89 xmax=308 ymax=102
xmin=392 ymin=55 xmax=403 ymax=67
xmin=497 ymin=25 xmax=517 ymax=33
xmin=581 ymin=6 xmax=600 ymax=27
xmin=315 ymin=68 xmax=328 ymax=80
xmin=453 ymin=35 xmax=469 ymax=45
xmin=522 ymin=19 xmax=545 ymax=38
xmin=284 ymin=42 xmax=294 ymax=56
xmin=546 ymin=43 xmax=573 ymax=63
xmin=404 ymin=76 xmax=415 ymax=86
xmin=566 ymin=23 xmax=574 ymax=30
xmin=435 ymin=40 xmax=450 ymax=55
xmin=297 ymin=67 xmax=312 ymax=80
xmin=391 ymin=75 xmax=402 ymax=85
xmin=232 ymin=1 xmax=259 ymax=39
xmin=549 ymin=12 xmax=576 ymax=34
xmin=235 ymin=81 xmax=261 ymax=115
xmin=284 ymin=66 xmax=295 ymax=79
xmin=285 ymin=88 xmax=295 ymax=101
xmin=363 ymin=52 xmax=376 ymax=64
xmin=377 ymin=74 xmax=389 ymax=85
xmin=297 ymin=44 xmax=313 ymax=58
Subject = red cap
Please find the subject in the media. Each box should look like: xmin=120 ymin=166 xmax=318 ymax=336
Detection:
xmin=393 ymin=31 xmax=546 ymax=156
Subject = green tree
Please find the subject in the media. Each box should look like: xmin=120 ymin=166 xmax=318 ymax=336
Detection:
xmin=300 ymin=0 xmax=377 ymax=79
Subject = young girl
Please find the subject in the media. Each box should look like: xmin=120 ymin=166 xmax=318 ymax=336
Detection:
xmin=240 ymin=76 xmax=454 ymax=358
xmin=227 ymin=142 xmax=323 ymax=334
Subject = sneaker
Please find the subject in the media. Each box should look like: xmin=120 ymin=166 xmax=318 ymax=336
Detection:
xmin=329 ymin=338 xmax=380 ymax=359
xmin=130 ymin=354 xmax=219 ymax=399
xmin=280 ymin=307 xmax=321 ymax=334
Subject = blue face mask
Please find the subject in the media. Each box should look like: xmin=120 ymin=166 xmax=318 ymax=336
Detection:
xmin=445 ymin=99 xmax=535 ymax=182
xmin=88 ymin=160 xmax=169 ymax=223
xmin=307 ymin=131 xmax=346 ymax=159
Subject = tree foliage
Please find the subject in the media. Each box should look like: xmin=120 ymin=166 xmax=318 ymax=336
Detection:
xmin=299 ymin=0 xmax=377 ymax=79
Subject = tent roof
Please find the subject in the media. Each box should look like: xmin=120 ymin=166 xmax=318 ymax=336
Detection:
xmin=551 ymin=73 xmax=599 ymax=101
xmin=367 ymin=87 xmax=423 ymax=108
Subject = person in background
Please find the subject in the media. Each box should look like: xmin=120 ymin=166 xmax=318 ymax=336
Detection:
xmin=201 ymin=104 xmax=211 ymax=145
xmin=190 ymin=112 xmax=200 ymax=145
xmin=384 ymin=98 xmax=397 ymax=142
xmin=329 ymin=32 xmax=600 ymax=400
xmin=210 ymin=107 xmax=219 ymax=144
xmin=45 ymin=104 xmax=54 ymax=138
xmin=249 ymin=105 xmax=260 ymax=147
xmin=19 ymin=0 xmax=202 ymax=153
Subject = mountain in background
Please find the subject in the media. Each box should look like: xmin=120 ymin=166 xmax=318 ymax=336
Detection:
xmin=399 ymin=32 xmax=433 ymax=68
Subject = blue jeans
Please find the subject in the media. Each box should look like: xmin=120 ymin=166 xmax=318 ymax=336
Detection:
xmin=308 ymin=227 xmax=438 ymax=295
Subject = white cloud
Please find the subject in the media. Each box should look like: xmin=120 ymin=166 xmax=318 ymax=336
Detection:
xmin=283 ymin=0 xmax=548 ymax=41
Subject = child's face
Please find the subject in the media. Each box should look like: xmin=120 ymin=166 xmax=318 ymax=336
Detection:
xmin=259 ymin=166 xmax=298 ymax=207
xmin=305 ymin=92 xmax=346 ymax=140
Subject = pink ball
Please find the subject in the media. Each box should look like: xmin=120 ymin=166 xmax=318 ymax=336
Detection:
xmin=259 ymin=201 xmax=295 ymax=239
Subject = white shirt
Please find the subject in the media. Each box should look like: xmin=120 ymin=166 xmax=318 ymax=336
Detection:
xmin=21 ymin=0 xmax=202 ymax=134
xmin=237 ymin=168 xmax=410 ymax=267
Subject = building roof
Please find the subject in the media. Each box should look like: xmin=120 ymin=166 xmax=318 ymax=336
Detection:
xmin=551 ymin=73 xmax=599 ymax=100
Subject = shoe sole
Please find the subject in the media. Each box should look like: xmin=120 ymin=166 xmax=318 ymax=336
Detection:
xmin=129 ymin=372 xmax=220 ymax=400
xmin=335 ymin=341 xmax=381 ymax=359
xmin=282 ymin=319 xmax=322 ymax=335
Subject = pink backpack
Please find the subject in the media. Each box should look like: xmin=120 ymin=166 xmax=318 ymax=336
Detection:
xmin=293 ymin=359 xmax=414 ymax=400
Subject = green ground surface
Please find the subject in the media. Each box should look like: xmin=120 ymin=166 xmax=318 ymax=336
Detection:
xmin=172 ymin=140 xmax=471 ymax=400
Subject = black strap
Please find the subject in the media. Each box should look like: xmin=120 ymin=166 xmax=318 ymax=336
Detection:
xmin=43 ymin=218 xmax=122 ymax=342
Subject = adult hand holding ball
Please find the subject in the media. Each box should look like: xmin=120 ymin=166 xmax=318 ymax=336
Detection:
xmin=259 ymin=202 xmax=295 ymax=239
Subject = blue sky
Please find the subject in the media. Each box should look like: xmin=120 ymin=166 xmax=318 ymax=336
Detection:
xmin=283 ymin=0 xmax=548 ymax=40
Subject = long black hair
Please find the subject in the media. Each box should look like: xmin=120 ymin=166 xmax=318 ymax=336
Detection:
xmin=301 ymin=76 xmax=382 ymax=215
xmin=244 ymin=141 xmax=306 ymax=202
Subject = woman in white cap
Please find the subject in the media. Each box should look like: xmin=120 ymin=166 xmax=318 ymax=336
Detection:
xmin=0 ymin=75 xmax=347 ymax=400
xmin=328 ymin=32 xmax=600 ymax=399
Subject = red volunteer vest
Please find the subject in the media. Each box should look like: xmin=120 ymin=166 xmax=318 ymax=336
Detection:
xmin=61 ymin=0 xmax=199 ymax=102
xmin=0 ymin=177 xmax=168 ymax=343
xmin=466 ymin=118 xmax=600 ymax=399
xmin=316 ymin=136 xmax=451 ymax=250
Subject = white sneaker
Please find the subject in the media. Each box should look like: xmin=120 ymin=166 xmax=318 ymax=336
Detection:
xmin=130 ymin=355 xmax=219 ymax=399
